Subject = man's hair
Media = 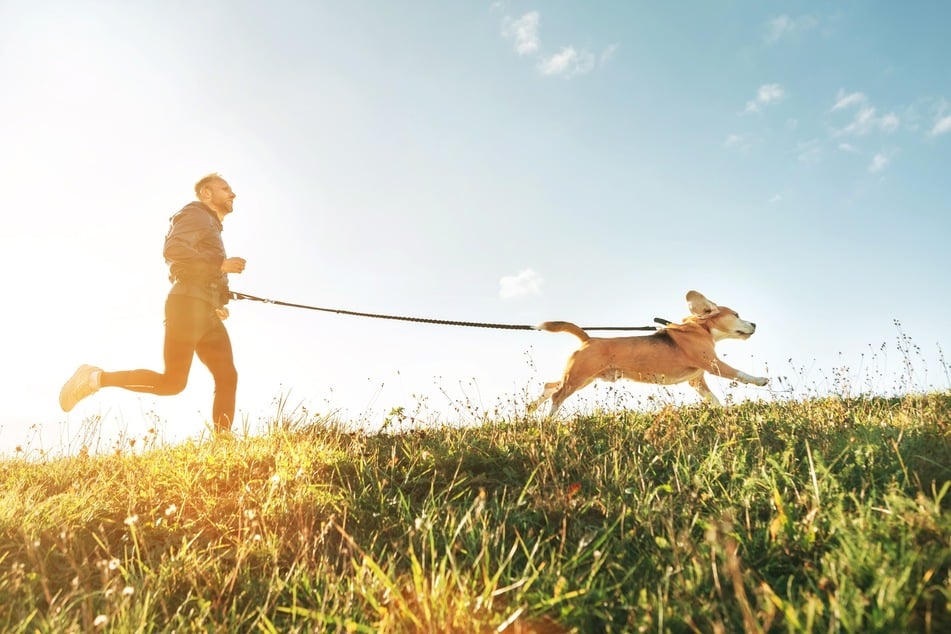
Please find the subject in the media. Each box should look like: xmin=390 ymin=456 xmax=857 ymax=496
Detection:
xmin=194 ymin=173 xmax=225 ymax=198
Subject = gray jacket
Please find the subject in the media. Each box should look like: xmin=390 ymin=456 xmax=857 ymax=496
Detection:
xmin=164 ymin=201 xmax=230 ymax=307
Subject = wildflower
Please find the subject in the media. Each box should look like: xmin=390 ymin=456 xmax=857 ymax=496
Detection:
xmin=165 ymin=504 xmax=177 ymax=516
xmin=108 ymin=558 xmax=120 ymax=571
xmin=124 ymin=514 xmax=139 ymax=526
xmin=93 ymin=614 xmax=108 ymax=628
xmin=122 ymin=585 xmax=134 ymax=597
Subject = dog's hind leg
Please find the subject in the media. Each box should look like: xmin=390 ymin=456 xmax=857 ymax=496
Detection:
xmin=529 ymin=381 xmax=561 ymax=413
xmin=688 ymin=375 xmax=721 ymax=405
xmin=548 ymin=375 xmax=597 ymax=416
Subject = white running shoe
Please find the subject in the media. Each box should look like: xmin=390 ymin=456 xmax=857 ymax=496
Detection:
xmin=59 ymin=364 xmax=102 ymax=412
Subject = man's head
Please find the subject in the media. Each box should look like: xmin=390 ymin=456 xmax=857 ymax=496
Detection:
xmin=195 ymin=173 xmax=236 ymax=219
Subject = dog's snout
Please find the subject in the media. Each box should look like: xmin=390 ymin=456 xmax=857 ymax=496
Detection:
xmin=751 ymin=322 xmax=756 ymax=329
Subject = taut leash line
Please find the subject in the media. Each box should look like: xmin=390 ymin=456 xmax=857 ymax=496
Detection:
xmin=231 ymin=291 xmax=665 ymax=332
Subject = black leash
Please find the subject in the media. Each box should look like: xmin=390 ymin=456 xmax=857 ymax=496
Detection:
xmin=231 ymin=291 xmax=667 ymax=332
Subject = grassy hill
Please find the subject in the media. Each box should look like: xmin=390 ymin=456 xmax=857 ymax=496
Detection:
xmin=1 ymin=393 xmax=948 ymax=632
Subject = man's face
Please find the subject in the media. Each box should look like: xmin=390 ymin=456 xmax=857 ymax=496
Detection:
xmin=203 ymin=178 xmax=236 ymax=216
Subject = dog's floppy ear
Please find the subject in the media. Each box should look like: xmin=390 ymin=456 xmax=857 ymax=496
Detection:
xmin=686 ymin=290 xmax=720 ymax=318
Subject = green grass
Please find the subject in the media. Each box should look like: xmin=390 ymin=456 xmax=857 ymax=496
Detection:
xmin=0 ymin=393 xmax=948 ymax=632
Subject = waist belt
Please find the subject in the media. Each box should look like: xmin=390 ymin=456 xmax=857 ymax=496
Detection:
xmin=171 ymin=277 xmax=224 ymax=289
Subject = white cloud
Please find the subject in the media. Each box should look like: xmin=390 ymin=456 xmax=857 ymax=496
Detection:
xmin=838 ymin=142 xmax=857 ymax=152
xmin=745 ymin=83 xmax=785 ymax=113
xmin=769 ymin=194 xmax=783 ymax=204
xmin=830 ymin=91 xmax=900 ymax=136
xmin=797 ymin=139 xmax=822 ymax=163
xmin=868 ymin=152 xmax=889 ymax=172
xmin=500 ymin=11 xmax=602 ymax=78
xmin=766 ymin=14 xmax=819 ymax=42
xmin=904 ymin=98 xmax=950 ymax=135
xmin=723 ymin=133 xmax=753 ymax=152
xmin=879 ymin=112 xmax=900 ymax=132
xmin=838 ymin=106 xmax=900 ymax=136
xmin=599 ymin=43 xmax=619 ymax=65
xmin=848 ymin=106 xmax=879 ymax=135
xmin=831 ymin=90 xmax=867 ymax=111
xmin=499 ymin=269 xmax=543 ymax=299
xmin=931 ymin=115 xmax=951 ymax=136
xmin=538 ymin=46 xmax=595 ymax=77
xmin=723 ymin=133 xmax=743 ymax=147
xmin=502 ymin=12 xmax=540 ymax=56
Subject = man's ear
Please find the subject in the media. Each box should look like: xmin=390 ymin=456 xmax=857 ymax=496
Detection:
xmin=686 ymin=290 xmax=719 ymax=318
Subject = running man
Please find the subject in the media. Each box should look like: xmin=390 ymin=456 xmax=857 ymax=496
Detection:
xmin=59 ymin=173 xmax=246 ymax=436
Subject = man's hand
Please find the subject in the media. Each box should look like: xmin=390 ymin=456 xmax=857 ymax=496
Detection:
xmin=216 ymin=307 xmax=230 ymax=320
xmin=221 ymin=257 xmax=246 ymax=274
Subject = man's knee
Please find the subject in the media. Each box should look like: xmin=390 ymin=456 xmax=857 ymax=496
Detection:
xmin=159 ymin=378 xmax=188 ymax=396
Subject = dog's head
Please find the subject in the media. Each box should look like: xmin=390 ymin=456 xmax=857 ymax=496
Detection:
xmin=686 ymin=290 xmax=757 ymax=342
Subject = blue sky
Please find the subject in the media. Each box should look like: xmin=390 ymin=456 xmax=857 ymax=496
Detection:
xmin=1 ymin=1 xmax=949 ymax=456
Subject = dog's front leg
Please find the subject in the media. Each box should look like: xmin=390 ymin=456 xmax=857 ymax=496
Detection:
xmin=736 ymin=370 xmax=769 ymax=386
xmin=705 ymin=358 xmax=768 ymax=387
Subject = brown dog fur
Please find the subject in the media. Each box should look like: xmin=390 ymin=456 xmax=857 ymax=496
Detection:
xmin=530 ymin=290 xmax=768 ymax=415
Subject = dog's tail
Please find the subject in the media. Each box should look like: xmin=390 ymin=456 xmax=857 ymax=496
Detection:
xmin=535 ymin=321 xmax=590 ymax=342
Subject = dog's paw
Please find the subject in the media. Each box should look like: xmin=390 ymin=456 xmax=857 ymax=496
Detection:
xmin=754 ymin=376 xmax=769 ymax=386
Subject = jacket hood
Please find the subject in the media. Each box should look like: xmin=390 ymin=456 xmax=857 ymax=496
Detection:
xmin=170 ymin=201 xmax=222 ymax=230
